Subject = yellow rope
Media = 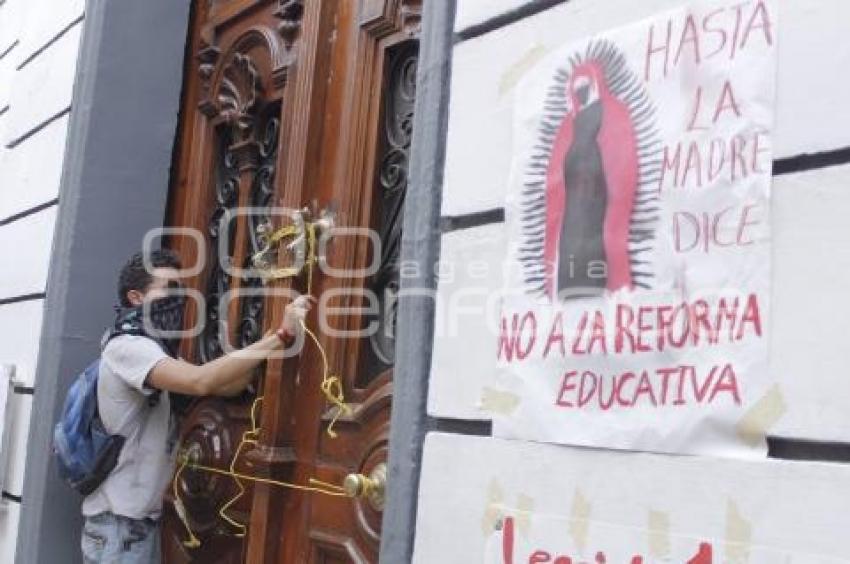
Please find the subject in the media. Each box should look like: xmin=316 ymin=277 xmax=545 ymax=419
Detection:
xmin=307 ymin=478 xmax=347 ymax=493
xmin=174 ymin=454 xmax=350 ymax=548
xmin=253 ymin=224 xmax=301 ymax=279
xmin=216 ymin=396 xmax=264 ymax=537
xmin=305 ymin=221 xmax=317 ymax=294
xmin=173 ymin=216 xmax=353 ymax=548
xmin=185 ymin=462 xmax=350 ymax=497
xmin=265 ymin=224 xmax=299 ymax=246
xmin=172 ymin=456 xmax=201 ymax=548
xmin=301 ymin=320 xmax=351 ymax=438
xmin=174 ymin=316 xmax=353 ymax=547
xmin=173 ymin=456 xmax=352 ymax=548
xmin=259 ymin=218 xmax=351 ymax=438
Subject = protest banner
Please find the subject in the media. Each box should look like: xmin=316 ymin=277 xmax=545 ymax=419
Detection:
xmin=494 ymin=0 xmax=778 ymax=457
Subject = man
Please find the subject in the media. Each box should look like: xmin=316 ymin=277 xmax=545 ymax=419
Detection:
xmin=81 ymin=250 xmax=312 ymax=563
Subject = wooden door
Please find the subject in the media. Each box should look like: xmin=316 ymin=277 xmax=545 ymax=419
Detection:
xmin=162 ymin=1 xmax=422 ymax=563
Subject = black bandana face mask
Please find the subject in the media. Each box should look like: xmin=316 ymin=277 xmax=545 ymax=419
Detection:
xmin=144 ymin=294 xmax=187 ymax=352
xmin=147 ymin=294 xmax=186 ymax=331
xmin=112 ymin=293 xmax=187 ymax=357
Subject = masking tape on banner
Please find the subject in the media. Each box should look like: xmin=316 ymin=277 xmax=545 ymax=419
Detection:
xmin=479 ymin=387 xmax=520 ymax=415
xmin=481 ymin=481 xmax=535 ymax=538
xmin=648 ymin=510 xmax=671 ymax=559
xmin=568 ymin=489 xmax=591 ymax=553
xmin=499 ymin=44 xmax=551 ymax=98
xmin=735 ymin=384 xmax=787 ymax=446
xmin=725 ymin=500 xmax=752 ymax=564
xmin=482 ymin=479 xmax=506 ymax=534
xmin=515 ymin=494 xmax=535 ymax=536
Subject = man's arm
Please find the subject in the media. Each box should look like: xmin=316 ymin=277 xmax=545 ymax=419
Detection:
xmin=146 ymin=295 xmax=313 ymax=397
xmin=214 ymin=365 xmax=261 ymax=398
xmin=146 ymin=333 xmax=281 ymax=396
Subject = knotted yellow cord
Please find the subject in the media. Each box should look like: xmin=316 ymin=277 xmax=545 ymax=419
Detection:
xmin=305 ymin=221 xmax=317 ymax=293
xmin=172 ymin=216 xmax=353 ymax=548
xmin=172 ymin=456 xmax=201 ymax=548
xmin=172 ymin=396 xmax=348 ymax=548
xmin=174 ymin=454 xmax=350 ymax=547
xmin=301 ymin=319 xmax=352 ymax=438
xmin=253 ymin=224 xmax=301 ymax=279
xmin=300 ymin=220 xmax=352 ymax=437
xmin=216 ymin=396 xmax=264 ymax=537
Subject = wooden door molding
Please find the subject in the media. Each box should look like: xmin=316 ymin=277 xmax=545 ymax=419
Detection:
xmin=309 ymin=530 xmax=370 ymax=564
xmin=360 ymin=0 xmax=422 ymax=36
xmin=205 ymin=0 xmax=305 ymax=53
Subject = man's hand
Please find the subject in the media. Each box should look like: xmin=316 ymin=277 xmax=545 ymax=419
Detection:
xmin=279 ymin=294 xmax=316 ymax=341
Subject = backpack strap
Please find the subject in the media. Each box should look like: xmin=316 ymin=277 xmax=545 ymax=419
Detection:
xmin=102 ymin=306 xmax=166 ymax=407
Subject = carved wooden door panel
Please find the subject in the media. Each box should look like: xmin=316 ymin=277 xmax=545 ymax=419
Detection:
xmin=161 ymin=1 xmax=297 ymax=562
xmin=163 ymin=1 xmax=421 ymax=563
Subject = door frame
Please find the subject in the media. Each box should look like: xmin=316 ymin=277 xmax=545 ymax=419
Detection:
xmin=376 ymin=0 xmax=456 ymax=562
xmin=19 ymin=0 xmax=456 ymax=562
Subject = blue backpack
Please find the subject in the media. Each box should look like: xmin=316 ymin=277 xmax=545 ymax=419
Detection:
xmin=53 ymin=309 xmax=165 ymax=496
xmin=53 ymin=359 xmax=130 ymax=496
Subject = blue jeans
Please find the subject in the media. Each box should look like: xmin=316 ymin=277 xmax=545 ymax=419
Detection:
xmin=81 ymin=512 xmax=160 ymax=564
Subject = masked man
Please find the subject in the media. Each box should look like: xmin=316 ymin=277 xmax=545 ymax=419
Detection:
xmin=80 ymin=250 xmax=313 ymax=563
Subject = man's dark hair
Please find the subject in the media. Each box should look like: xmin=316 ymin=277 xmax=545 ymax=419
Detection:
xmin=117 ymin=250 xmax=182 ymax=307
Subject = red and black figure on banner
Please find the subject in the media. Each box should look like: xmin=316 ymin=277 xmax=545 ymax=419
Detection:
xmin=517 ymin=41 xmax=660 ymax=301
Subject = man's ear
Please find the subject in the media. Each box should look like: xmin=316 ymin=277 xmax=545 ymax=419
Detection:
xmin=126 ymin=289 xmax=145 ymax=307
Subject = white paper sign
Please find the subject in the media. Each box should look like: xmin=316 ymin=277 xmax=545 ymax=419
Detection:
xmin=494 ymin=0 xmax=778 ymax=457
xmin=482 ymin=508 xmax=848 ymax=564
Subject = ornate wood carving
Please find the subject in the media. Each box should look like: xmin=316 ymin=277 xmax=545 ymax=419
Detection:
xmin=219 ymin=52 xmax=262 ymax=140
xmin=358 ymin=41 xmax=418 ymax=385
xmin=198 ymin=51 xmax=279 ymax=359
xmin=275 ymin=0 xmax=305 ymax=49
xmin=360 ymin=0 xmax=422 ymax=38
xmin=197 ymin=44 xmax=222 ymax=116
xmin=398 ymin=0 xmax=422 ymax=36
xmin=199 ymin=24 xmax=296 ymax=113
xmin=163 ymin=401 xmax=250 ymax=561
xmin=200 ymin=128 xmax=239 ymax=363
xmin=238 ymin=106 xmax=280 ymax=348
xmin=174 ymin=403 xmax=246 ymax=535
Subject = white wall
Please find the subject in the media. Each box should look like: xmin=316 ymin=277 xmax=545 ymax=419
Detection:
xmin=454 ymin=0 xmax=530 ymax=33
xmin=418 ymin=0 xmax=850 ymax=560
xmin=0 ymin=0 xmax=84 ymax=561
xmin=414 ymin=433 xmax=850 ymax=562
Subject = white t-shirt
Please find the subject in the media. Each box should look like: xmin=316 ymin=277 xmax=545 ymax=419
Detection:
xmin=82 ymin=335 xmax=178 ymax=520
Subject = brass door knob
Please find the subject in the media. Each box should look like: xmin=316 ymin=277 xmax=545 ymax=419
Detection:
xmin=343 ymin=462 xmax=386 ymax=511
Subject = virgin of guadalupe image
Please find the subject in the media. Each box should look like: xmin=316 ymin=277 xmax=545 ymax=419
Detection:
xmin=518 ymin=42 xmax=660 ymax=302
